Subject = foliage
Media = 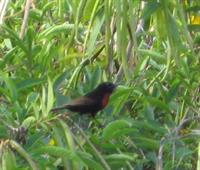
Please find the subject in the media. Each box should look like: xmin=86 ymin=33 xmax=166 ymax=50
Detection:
xmin=0 ymin=0 xmax=200 ymax=169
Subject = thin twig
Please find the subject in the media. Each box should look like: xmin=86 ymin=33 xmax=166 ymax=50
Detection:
xmin=0 ymin=0 xmax=9 ymax=24
xmin=19 ymin=0 xmax=32 ymax=39
xmin=156 ymin=137 xmax=164 ymax=170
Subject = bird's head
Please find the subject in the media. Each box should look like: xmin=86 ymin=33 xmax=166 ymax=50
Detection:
xmin=96 ymin=82 xmax=117 ymax=94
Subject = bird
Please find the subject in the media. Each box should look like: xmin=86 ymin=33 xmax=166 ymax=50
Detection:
xmin=51 ymin=82 xmax=117 ymax=117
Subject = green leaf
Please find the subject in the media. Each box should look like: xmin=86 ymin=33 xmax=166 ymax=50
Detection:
xmin=2 ymin=149 xmax=17 ymax=170
xmin=143 ymin=105 xmax=155 ymax=120
xmin=0 ymin=47 xmax=17 ymax=68
xmin=10 ymin=140 xmax=38 ymax=170
xmin=77 ymin=151 xmax=104 ymax=170
xmin=105 ymin=153 xmax=135 ymax=161
xmin=83 ymin=0 xmax=96 ymax=21
xmin=41 ymin=86 xmax=47 ymax=116
xmin=167 ymin=10 xmax=182 ymax=47
xmin=0 ymin=73 xmax=18 ymax=102
xmin=141 ymin=1 xmax=160 ymax=19
xmin=176 ymin=147 xmax=193 ymax=160
xmin=145 ymin=96 xmax=170 ymax=112
xmin=109 ymin=85 xmax=133 ymax=115
xmin=133 ymin=136 xmax=159 ymax=150
xmin=102 ymin=120 xmax=132 ymax=140
xmin=39 ymin=23 xmax=75 ymax=39
xmin=53 ymin=71 xmax=69 ymax=91
xmin=138 ymin=49 xmax=165 ymax=64
xmin=40 ymin=78 xmax=54 ymax=116
xmin=47 ymin=78 xmax=54 ymax=113
xmin=58 ymin=120 xmax=75 ymax=150
xmin=1 ymin=25 xmax=28 ymax=53
xmin=35 ymin=146 xmax=78 ymax=160
xmin=26 ymin=92 xmax=39 ymax=107
xmin=42 ymin=1 xmax=55 ymax=14
xmin=16 ymin=78 xmax=44 ymax=91
xmin=29 ymin=9 xmax=43 ymax=20
xmin=86 ymin=14 xmax=105 ymax=56
xmin=90 ymin=66 xmax=101 ymax=89
xmin=166 ymin=79 xmax=180 ymax=102
xmin=22 ymin=116 xmax=36 ymax=129
xmin=4 ymin=38 xmax=12 ymax=49
xmin=130 ymin=120 xmax=166 ymax=134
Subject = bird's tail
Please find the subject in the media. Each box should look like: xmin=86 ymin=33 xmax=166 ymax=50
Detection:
xmin=50 ymin=105 xmax=69 ymax=112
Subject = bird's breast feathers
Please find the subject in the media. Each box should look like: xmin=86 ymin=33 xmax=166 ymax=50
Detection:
xmin=101 ymin=94 xmax=110 ymax=108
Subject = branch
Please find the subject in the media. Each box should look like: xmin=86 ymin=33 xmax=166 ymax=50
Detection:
xmin=19 ymin=0 xmax=32 ymax=39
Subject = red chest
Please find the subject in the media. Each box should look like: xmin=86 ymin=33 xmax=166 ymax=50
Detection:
xmin=101 ymin=94 xmax=110 ymax=108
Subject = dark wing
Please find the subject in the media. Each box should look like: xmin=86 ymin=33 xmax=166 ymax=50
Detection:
xmin=66 ymin=96 xmax=101 ymax=114
xmin=68 ymin=96 xmax=95 ymax=105
xmin=50 ymin=97 xmax=94 ymax=113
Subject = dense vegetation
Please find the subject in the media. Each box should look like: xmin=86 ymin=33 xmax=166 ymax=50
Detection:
xmin=0 ymin=0 xmax=200 ymax=169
